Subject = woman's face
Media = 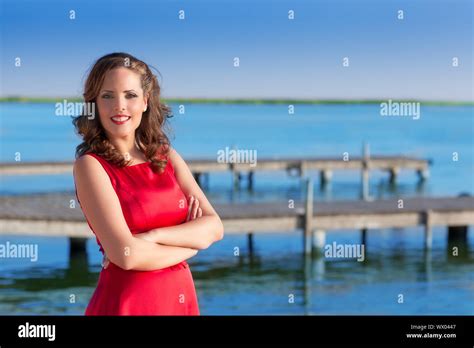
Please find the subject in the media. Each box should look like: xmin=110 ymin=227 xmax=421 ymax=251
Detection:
xmin=96 ymin=67 xmax=147 ymax=140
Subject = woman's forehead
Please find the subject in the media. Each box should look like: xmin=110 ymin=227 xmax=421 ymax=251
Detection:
xmin=102 ymin=67 xmax=142 ymax=89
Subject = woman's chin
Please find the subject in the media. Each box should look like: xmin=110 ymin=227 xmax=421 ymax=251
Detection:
xmin=107 ymin=128 xmax=134 ymax=138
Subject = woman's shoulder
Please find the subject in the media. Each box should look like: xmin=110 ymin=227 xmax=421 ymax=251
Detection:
xmin=74 ymin=152 xmax=108 ymax=177
xmin=167 ymin=146 xmax=191 ymax=176
xmin=75 ymin=152 xmax=98 ymax=166
xmin=167 ymin=146 xmax=181 ymax=165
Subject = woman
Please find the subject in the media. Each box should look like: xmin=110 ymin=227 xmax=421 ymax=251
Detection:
xmin=72 ymin=52 xmax=224 ymax=315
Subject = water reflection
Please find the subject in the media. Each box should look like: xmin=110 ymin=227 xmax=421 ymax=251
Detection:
xmin=0 ymin=235 xmax=471 ymax=315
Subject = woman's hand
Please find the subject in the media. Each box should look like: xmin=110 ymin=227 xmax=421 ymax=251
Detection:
xmin=186 ymin=195 xmax=202 ymax=222
xmin=101 ymin=195 xmax=202 ymax=269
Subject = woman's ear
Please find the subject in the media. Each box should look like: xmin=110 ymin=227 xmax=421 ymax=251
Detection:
xmin=143 ymin=96 xmax=148 ymax=112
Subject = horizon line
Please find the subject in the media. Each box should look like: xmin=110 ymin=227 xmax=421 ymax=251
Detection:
xmin=1 ymin=96 xmax=473 ymax=106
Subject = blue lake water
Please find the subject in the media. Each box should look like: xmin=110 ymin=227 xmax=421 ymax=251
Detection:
xmin=0 ymin=102 xmax=473 ymax=314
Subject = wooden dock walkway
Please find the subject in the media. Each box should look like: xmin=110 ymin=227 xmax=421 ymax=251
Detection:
xmin=0 ymin=154 xmax=431 ymax=190
xmin=1 ymin=184 xmax=471 ymax=257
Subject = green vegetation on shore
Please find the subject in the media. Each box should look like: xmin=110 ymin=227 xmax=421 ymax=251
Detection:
xmin=0 ymin=96 xmax=472 ymax=106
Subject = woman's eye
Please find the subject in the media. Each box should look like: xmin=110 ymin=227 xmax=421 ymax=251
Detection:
xmin=100 ymin=94 xmax=136 ymax=99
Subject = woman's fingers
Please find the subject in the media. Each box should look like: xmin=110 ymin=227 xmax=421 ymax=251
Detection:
xmin=185 ymin=195 xmax=202 ymax=221
xmin=186 ymin=195 xmax=195 ymax=221
xmin=191 ymin=198 xmax=199 ymax=220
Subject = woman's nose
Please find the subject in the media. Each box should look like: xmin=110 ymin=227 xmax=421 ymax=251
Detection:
xmin=113 ymin=97 xmax=126 ymax=112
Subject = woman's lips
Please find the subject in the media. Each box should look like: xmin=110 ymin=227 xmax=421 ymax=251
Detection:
xmin=110 ymin=115 xmax=131 ymax=125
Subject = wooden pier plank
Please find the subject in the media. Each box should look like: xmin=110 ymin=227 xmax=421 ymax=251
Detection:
xmin=0 ymin=194 xmax=472 ymax=235
xmin=0 ymin=156 xmax=430 ymax=175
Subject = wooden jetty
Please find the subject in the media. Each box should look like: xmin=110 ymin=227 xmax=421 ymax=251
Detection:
xmin=0 ymin=154 xmax=430 ymax=190
xmin=0 ymin=180 xmax=471 ymax=259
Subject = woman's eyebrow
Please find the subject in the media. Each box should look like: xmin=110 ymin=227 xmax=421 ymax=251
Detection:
xmin=101 ymin=89 xmax=138 ymax=93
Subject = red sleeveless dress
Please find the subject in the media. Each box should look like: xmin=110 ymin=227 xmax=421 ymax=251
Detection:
xmin=75 ymin=151 xmax=200 ymax=315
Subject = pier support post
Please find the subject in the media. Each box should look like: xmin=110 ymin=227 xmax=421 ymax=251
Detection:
xmin=447 ymin=225 xmax=468 ymax=244
xmin=232 ymin=171 xmax=241 ymax=190
xmin=247 ymin=233 xmax=254 ymax=255
xmin=423 ymin=210 xmax=433 ymax=250
xmin=69 ymin=237 xmax=87 ymax=259
xmin=193 ymin=172 xmax=202 ymax=187
xmin=247 ymin=171 xmax=254 ymax=191
xmin=319 ymin=170 xmax=332 ymax=187
xmin=303 ymin=178 xmax=314 ymax=254
xmin=361 ymin=228 xmax=367 ymax=247
xmin=389 ymin=167 xmax=400 ymax=184
xmin=312 ymin=229 xmax=326 ymax=256
xmin=417 ymin=168 xmax=429 ymax=182
xmin=360 ymin=142 xmax=370 ymax=201
xmin=447 ymin=225 xmax=469 ymax=259
xmin=203 ymin=173 xmax=210 ymax=190
xmin=67 ymin=238 xmax=89 ymax=278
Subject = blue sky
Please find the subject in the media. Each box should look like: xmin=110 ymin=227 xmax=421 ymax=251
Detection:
xmin=1 ymin=0 xmax=472 ymax=101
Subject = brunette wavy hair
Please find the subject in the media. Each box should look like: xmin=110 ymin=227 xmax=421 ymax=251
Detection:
xmin=72 ymin=52 xmax=173 ymax=174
